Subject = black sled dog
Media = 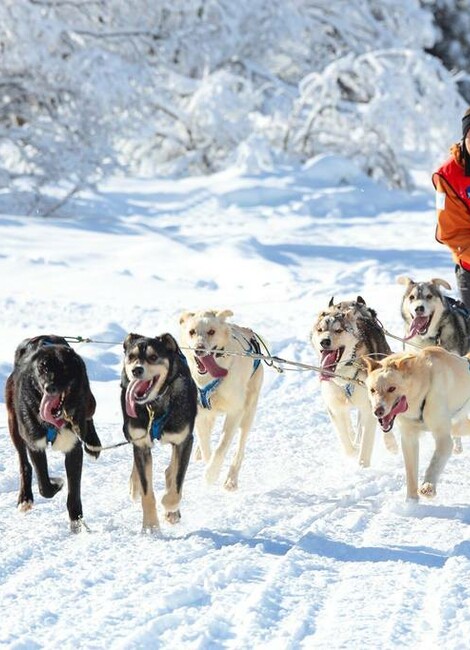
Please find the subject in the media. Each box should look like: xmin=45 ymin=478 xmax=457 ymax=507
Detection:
xmin=5 ymin=335 xmax=101 ymax=532
xmin=120 ymin=333 xmax=197 ymax=532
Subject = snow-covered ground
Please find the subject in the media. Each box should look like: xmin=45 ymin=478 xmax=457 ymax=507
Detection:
xmin=0 ymin=156 xmax=469 ymax=649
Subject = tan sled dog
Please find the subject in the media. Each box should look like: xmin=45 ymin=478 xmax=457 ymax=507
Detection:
xmin=179 ymin=309 xmax=264 ymax=490
xmin=364 ymin=347 xmax=470 ymax=500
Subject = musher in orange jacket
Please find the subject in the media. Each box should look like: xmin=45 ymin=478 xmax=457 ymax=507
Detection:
xmin=433 ymin=107 xmax=470 ymax=309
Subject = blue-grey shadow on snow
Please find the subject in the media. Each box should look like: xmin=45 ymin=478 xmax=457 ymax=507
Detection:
xmin=297 ymin=532 xmax=467 ymax=567
xmin=241 ymin=237 xmax=450 ymax=270
xmin=187 ymin=528 xmax=292 ymax=557
xmin=186 ymin=528 xmax=469 ymax=566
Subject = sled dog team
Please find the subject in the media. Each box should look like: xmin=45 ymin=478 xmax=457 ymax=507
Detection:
xmin=5 ymin=278 xmax=470 ymax=532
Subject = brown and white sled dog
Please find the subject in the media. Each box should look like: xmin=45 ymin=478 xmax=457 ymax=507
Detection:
xmin=311 ymin=296 xmax=398 ymax=467
xmin=121 ymin=333 xmax=197 ymax=532
xmin=364 ymin=347 xmax=470 ymax=500
xmin=179 ymin=309 xmax=264 ymax=491
xmin=398 ymin=275 xmax=470 ymax=454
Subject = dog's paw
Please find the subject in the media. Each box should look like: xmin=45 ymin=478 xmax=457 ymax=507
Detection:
xmin=17 ymin=500 xmax=33 ymax=513
xmin=223 ymin=476 xmax=238 ymax=491
xmin=69 ymin=518 xmax=91 ymax=534
xmin=419 ymin=482 xmax=436 ymax=498
xmin=84 ymin=445 xmax=101 ymax=460
xmin=453 ymin=438 xmax=463 ymax=455
xmin=39 ymin=477 xmax=64 ymax=499
xmin=383 ymin=432 xmax=399 ymax=454
xmin=165 ymin=510 xmax=181 ymax=525
xmin=141 ymin=524 xmax=161 ymax=535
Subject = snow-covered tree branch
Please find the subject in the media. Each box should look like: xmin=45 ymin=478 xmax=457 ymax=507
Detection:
xmin=0 ymin=0 xmax=467 ymax=213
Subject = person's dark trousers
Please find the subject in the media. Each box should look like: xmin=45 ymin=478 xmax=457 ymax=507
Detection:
xmin=455 ymin=264 xmax=470 ymax=310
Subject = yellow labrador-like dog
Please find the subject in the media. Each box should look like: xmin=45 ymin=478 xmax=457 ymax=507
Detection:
xmin=364 ymin=347 xmax=470 ymax=500
xmin=179 ymin=309 xmax=264 ymax=490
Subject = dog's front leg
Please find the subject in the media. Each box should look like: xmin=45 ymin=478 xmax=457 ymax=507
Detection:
xmin=357 ymin=410 xmax=377 ymax=468
xmin=162 ymin=433 xmax=193 ymax=524
xmin=400 ymin=428 xmax=419 ymax=500
xmin=64 ymin=442 xmax=84 ymax=531
xmin=8 ymin=423 xmax=34 ymax=509
xmin=326 ymin=406 xmax=357 ymax=457
xmin=420 ymin=430 xmax=453 ymax=498
xmin=133 ymin=445 xmax=159 ymax=532
xmin=195 ymin=409 xmax=216 ymax=463
xmin=28 ymin=447 xmax=64 ymax=499
xmin=83 ymin=418 xmax=101 ymax=460
xmin=205 ymin=411 xmax=242 ymax=485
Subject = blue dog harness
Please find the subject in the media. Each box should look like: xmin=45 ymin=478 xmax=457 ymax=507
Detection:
xmin=198 ymin=334 xmax=262 ymax=410
xmin=146 ymin=405 xmax=170 ymax=441
xmin=46 ymin=426 xmax=58 ymax=444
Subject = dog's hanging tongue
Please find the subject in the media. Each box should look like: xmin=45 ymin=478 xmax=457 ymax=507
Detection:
xmin=379 ymin=395 xmax=408 ymax=431
xmin=199 ymin=354 xmax=228 ymax=378
xmin=403 ymin=315 xmax=430 ymax=340
xmin=39 ymin=393 xmax=66 ymax=429
xmin=320 ymin=349 xmax=338 ymax=380
xmin=125 ymin=379 xmax=153 ymax=418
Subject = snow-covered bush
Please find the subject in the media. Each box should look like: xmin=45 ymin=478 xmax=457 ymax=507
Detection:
xmin=0 ymin=0 xmax=467 ymax=213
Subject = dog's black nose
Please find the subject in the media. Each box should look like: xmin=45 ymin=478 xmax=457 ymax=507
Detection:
xmin=320 ymin=338 xmax=331 ymax=349
xmin=414 ymin=305 xmax=425 ymax=315
xmin=132 ymin=366 xmax=144 ymax=378
xmin=45 ymin=383 xmax=57 ymax=394
xmin=374 ymin=406 xmax=385 ymax=418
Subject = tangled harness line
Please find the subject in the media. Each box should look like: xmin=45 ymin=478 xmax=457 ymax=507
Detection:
xmin=62 ymin=327 xmax=421 ymax=400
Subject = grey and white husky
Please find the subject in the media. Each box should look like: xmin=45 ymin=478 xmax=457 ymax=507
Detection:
xmin=398 ymin=276 xmax=470 ymax=355
xmin=311 ymin=296 xmax=398 ymax=467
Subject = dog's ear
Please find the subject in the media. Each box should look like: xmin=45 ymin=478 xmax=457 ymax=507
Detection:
xmin=328 ymin=296 xmax=335 ymax=307
xmin=392 ymin=353 xmax=416 ymax=372
xmin=363 ymin=356 xmax=382 ymax=373
xmin=215 ymin=309 xmax=233 ymax=321
xmin=430 ymin=278 xmax=451 ymax=290
xmin=123 ymin=333 xmax=142 ymax=351
xmin=158 ymin=333 xmax=179 ymax=353
xmin=356 ymin=296 xmax=366 ymax=305
xmin=179 ymin=311 xmax=194 ymax=325
xmin=397 ymin=275 xmax=414 ymax=287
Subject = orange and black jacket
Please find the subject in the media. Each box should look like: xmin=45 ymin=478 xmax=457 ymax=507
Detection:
xmin=433 ymin=143 xmax=470 ymax=269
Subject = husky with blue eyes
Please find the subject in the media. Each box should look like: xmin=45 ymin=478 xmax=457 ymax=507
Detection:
xmin=121 ymin=332 xmax=197 ymax=533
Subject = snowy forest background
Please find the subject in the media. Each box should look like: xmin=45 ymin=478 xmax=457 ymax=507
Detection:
xmin=1 ymin=0 xmax=470 ymax=216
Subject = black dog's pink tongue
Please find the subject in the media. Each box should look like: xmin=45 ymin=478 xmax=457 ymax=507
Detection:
xmin=125 ymin=379 xmax=152 ymax=418
xmin=200 ymin=354 xmax=228 ymax=378
xmin=320 ymin=349 xmax=337 ymax=380
xmin=404 ymin=316 xmax=430 ymax=340
xmin=39 ymin=393 xmax=66 ymax=429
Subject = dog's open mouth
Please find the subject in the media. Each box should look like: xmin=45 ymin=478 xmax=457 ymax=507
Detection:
xmin=40 ymin=392 xmax=67 ymax=429
xmin=125 ymin=377 xmax=159 ymax=418
xmin=320 ymin=347 xmax=344 ymax=380
xmin=194 ymin=354 xmax=228 ymax=378
xmin=378 ymin=395 xmax=408 ymax=432
xmin=404 ymin=314 xmax=432 ymax=340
